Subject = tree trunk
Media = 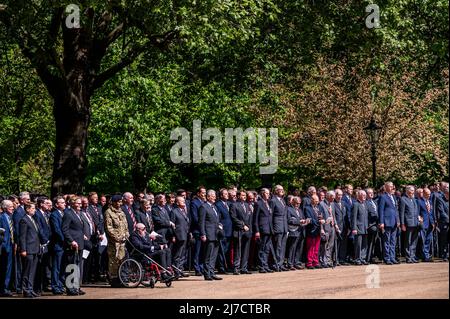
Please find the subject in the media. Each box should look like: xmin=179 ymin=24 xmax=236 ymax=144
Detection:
xmin=50 ymin=84 xmax=91 ymax=197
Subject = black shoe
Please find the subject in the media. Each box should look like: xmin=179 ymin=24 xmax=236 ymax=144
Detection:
xmin=110 ymin=279 xmax=122 ymax=288
xmin=218 ymin=270 xmax=227 ymax=274
xmin=78 ymin=289 xmax=86 ymax=296
xmin=181 ymin=272 xmax=190 ymax=277
xmin=294 ymin=265 xmax=304 ymax=270
xmin=195 ymin=272 xmax=203 ymax=276
xmin=385 ymin=261 xmax=393 ymax=265
xmin=392 ymin=260 xmax=399 ymax=264
xmin=0 ymin=291 xmax=13 ymax=297
xmin=280 ymin=266 xmax=289 ymax=271
xmin=361 ymin=261 xmax=369 ymax=265
xmin=52 ymin=290 xmax=64 ymax=295
xmin=23 ymin=293 xmax=35 ymax=298
xmin=354 ymin=261 xmax=362 ymax=266
xmin=314 ymin=265 xmax=322 ymax=269
xmin=424 ymin=258 xmax=433 ymax=262
xmin=212 ymin=275 xmax=223 ymax=280
xmin=66 ymin=289 xmax=79 ymax=296
xmin=413 ymin=259 xmax=419 ymax=263
xmin=204 ymin=276 xmax=214 ymax=281
xmin=442 ymin=258 xmax=449 ymax=262
xmin=321 ymin=264 xmax=329 ymax=268
xmin=289 ymin=266 xmax=296 ymax=271
xmin=265 ymin=268 xmax=274 ymax=273
xmin=306 ymin=265 xmax=315 ymax=269
xmin=406 ymin=259 xmax=414 ymax=264
xmin=233 ymin=271 xmax=240 ymax=275
xmin=340 ymin=262 xmax=350 ymax=266
xmin=259 ymin=269 xmax=267 ymax=273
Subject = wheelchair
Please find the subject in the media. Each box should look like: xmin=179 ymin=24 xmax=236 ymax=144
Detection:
xmin=118 ymin=241 xmax=176 ymax=288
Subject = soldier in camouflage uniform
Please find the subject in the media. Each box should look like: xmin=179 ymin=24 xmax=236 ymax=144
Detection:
xmin=104 ymin=195 xmax=129 ymax=287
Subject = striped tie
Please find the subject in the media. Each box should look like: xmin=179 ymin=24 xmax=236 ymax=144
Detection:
xmin=8 ymin=217 xmax=14 ymax=244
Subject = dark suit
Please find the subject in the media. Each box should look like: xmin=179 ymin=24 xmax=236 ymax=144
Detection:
xmin=130 ymin=231 xmax=170 ymax=269
xmin=49 ymin=209 xmax=65 ymax=293
xmin=170 ymin=207 xmax=190 ymax=271
xmin=351 ymin=201 xmax=368 ymax=263
xmin=304 ymin=205 xmax=322 ymax=267
xmin=270 ymin=196 xmax=288 ymax=269
xmin=151 ymin=205 xmax=173 ymax=244
xmin=61 ymin=209 xmax=84 ymax=293
xmin=378 ymin=193 xmax=400 ymax=262
xmin=87 ymin=204 xmax=105 ymax=281
xmin=230 ymin=201 xmax=253 ymax=272
xmin=80 ymin=210 xmax=95 ymax=283
xmin=418 ymin=198 xmax=435 ymax=260
xmin=19 ymin=215 xmax=40 ymax=295
xmin=253 ymin=199 xmax=274 ymax=271
xmin=190 ymin=198 xmax=205 ymax=273
xmin=0 ymin=212 xmax=14 ymax=294
xmin=399 ymin=196 xmax=420 ymax=261
xmin=121 ymin=205 xmax=137 ymax=236
xmin=365 ymin=198 xmax=380 ymax=261
xmin=12 ymin=205 xmax=26 ymax=293
xmin=435 ymin=196 xmax=449 ymax=260
xmin=33 ymin=209 xmax=51 ymax=292
xmin=199 ymin=202 xmax=220 ymax=278
xmin=333 ymin=201 xmax=349 ymax=263
xmin=135 ymin=209 xmax=154 ymax=232
xmin=286 ymin=206 xmax=305 ymax=267
xmin=215 ymin=200 xmax=232 ymax=272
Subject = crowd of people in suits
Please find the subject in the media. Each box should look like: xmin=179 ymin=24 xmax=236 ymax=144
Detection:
xmin=0 ymin=180 xmax=448 ymax=297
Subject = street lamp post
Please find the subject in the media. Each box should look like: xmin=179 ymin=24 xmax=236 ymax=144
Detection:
xmin=364 ymin=117 xmax=382 ymax=188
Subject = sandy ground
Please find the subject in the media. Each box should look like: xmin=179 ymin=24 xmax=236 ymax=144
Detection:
xmin=28 ymin=261 xmax=448 ymax=299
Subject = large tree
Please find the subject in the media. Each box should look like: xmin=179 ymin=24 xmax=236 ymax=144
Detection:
xmin=0 ymin=0 xmax=275 ymax=196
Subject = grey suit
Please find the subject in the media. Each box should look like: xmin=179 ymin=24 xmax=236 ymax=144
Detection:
xmin=170 ymin=207 xmax=190 ymax=271
xmin=230 ymin=201 xmax=252 ymax=272
xmin=199 ymin=202 xmax=220 ymax=278
xmin=399 ymin=196 xmax=420 ymax=261
xmin=270 ymin=197 xmax=288 ymax=269
xmin=352 ymin=201 xmax=369 ymax=263
xmin=319 ymin=200 xmax=336 ymax=266
xmin=286 ymin=206 xmax=305 ymax=267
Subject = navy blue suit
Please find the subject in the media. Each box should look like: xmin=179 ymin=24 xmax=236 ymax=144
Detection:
xmin=215 ymin=200 xmax=232 ymax=272
xmin=0 ymin=212 xmax=14 ymax=294
xmin=378 ymin=193 xmax=400 ymax=263
xmin=49 ymin=209 xmax=65 ymax=293
xmin=19 ymin=215 xmax=40 ymax=295
xmin=12 ymin=205 xmax=25 ymax=292
xmin=190 ymin=197 xmax=205 ymax=273
xmin=418 ymin=198 xmax=435 ymax=260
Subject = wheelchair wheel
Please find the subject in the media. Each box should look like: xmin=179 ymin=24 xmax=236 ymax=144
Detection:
xmin=118 ymin=259 xmax=143 ymax=288
xmin=142 ymin=275 xmax=157 ymax=288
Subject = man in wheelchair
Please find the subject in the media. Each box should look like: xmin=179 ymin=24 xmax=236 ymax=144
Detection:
xmin=130 ymin=223 xmax=173 ymax=281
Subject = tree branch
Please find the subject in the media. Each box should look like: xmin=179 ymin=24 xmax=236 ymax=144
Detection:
xmin=92 ymin=29 xmax=179 ymax=90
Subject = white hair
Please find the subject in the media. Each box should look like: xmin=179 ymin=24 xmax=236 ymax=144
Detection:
xmin=1 ymin=200 xmax=13 ymax=210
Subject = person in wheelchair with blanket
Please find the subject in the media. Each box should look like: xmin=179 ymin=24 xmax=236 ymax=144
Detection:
xmin=130 ymin=223 xmax=173 ymax=281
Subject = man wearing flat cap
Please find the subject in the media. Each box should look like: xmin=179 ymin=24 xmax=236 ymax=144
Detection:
xmin=104 ymin=195 xmax=129 ymax=287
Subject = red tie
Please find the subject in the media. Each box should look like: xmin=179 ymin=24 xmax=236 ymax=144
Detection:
xmin=128 ymin=207 xmax=137 ymax=230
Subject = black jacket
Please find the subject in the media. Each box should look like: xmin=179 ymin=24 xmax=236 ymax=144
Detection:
xmin=62 ymin=209 xmax=85 ymax=251
xmin=19 ymin=215 xmax=40 ymax=254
